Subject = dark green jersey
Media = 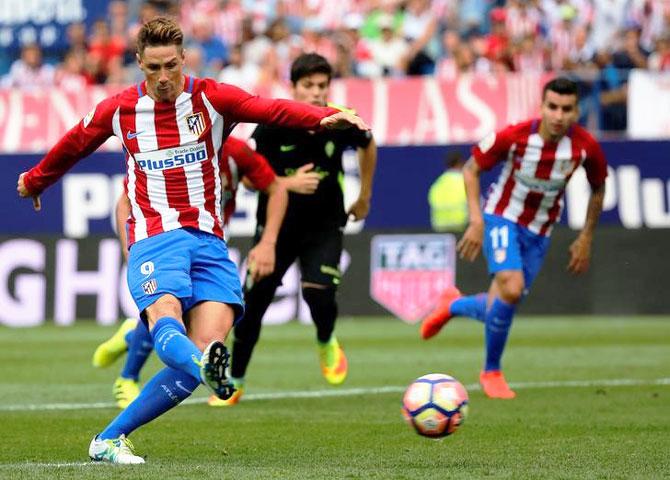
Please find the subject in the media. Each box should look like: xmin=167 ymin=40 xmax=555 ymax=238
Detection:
xmin=252 ymin=124 xmax=372 ymax=230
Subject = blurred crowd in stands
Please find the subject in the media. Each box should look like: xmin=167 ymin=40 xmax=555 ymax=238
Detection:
xmin=2 ymin=0 xmax=669 ymax=131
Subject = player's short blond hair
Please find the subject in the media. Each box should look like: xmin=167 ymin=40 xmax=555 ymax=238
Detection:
xmin=137 ymin=17 xmax=183 ymax=55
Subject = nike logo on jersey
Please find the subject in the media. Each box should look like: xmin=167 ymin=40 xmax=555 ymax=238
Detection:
xmin=126 ymin=130 xmax=143 ymax=140
xmin=280 ymin=144 xmax=297 ymax=152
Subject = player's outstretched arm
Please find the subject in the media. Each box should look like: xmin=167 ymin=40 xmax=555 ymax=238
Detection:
xmin=247 ymin=179 xmax=288 ymax=282
xmin=347 ymin=136 xmax=377 ymax=221
xmin=18 ymin=97 xmax=116 ymax=206
xmin=568 ymin=183 xmax=605 ymax=275
xmin=457 ymin=157 xmax=484 ymax=262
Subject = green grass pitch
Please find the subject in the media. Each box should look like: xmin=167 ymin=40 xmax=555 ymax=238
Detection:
xmin=0 ymin=317 xmax=668 ymax=479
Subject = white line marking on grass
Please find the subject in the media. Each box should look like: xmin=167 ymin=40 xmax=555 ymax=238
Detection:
xmin=0 ymin=462 xmax=101 ymax=469
xmin=1 ymin=377 xmax=668 ymax=412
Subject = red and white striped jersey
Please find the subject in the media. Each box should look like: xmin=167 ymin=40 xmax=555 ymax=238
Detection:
xmin=23 ymin=76 xmax=336 ymax=245
xmin=219 ymin=136 xmax=275 ymax=225
xmin=472 ymin=119 xmax=607 ymax=236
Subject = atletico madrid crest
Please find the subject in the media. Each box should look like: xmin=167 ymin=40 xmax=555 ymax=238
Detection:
xmin=142 ymin=279 xmax=158 ymax=295
xmin=186 ymin=112 xmax=205 ymax=136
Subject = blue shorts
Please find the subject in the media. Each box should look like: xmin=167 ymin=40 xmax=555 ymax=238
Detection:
xmin=483 ymin=214 xmax=551 ymax=291
xmin=127 ymin=228 xmax=244 ymax=323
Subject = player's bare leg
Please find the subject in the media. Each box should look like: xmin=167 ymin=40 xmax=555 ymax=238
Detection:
xmin=188 ymin=301 xmax=236 ymax=400
xmin=480 ymin=271 xmax=523 ymax=399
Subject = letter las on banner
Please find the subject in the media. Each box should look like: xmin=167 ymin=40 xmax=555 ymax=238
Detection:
xmin=369 ymin=234 xmax=456 ymax=323
xmin=0 ymin=74 xmax=548 ymax=152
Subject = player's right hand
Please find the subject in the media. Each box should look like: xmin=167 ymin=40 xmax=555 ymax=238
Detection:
xmin=287 ymin=163 xmax=320 ymax=194
xmin=320 ymin=111 xmax=370 ymax=131
xmin=17 ymin=172 xmax=41 ymax=211
xmin=457 ymin=220 xmax=484 ymax=262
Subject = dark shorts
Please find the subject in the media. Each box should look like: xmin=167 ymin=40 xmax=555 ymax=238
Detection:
xmin=249 ymin=225 xmax=343 ymax=290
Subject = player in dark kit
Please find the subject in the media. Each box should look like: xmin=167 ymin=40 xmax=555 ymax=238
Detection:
xmin=210 ymin=53 xmax=377 ymax=406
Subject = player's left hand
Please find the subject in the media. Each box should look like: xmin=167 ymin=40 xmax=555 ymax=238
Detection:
xmin=347 ymin=197 xmax=371 ymax=221
xmin=320 ymin=111 xmax=370 ymax=131
xmin=17 ymin=172 xmax=41 ymax=211
xmin=247 ymin=240 xmax=276 ymax=282
xmin=568 ymin=234 xmax=591 ymax=274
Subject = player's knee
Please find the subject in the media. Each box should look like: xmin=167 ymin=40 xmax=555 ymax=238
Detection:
xmin=495 ymin=273 xmax=525 ymax=304
xmin=145 ymin=294 xmax=183 ymax=327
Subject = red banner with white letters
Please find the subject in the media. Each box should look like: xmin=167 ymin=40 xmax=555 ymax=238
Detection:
xmin=0 ymin=73 xmax=550 ymax=152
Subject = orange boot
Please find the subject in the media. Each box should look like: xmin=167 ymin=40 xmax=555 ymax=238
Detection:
xmin=420 ymin=287 xmax=462 ymax=340
xmin=479 ymin=370 xmax=516 ymax=399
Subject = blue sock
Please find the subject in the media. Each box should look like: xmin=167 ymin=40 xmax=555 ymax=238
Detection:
xmin=99 ymin=367 xmax=199 ymax=439
xmin=124 ymin=328 xmax=134 ymax=346
xmin=150 ymin=317 xmax=202 ymax=382
xmin=450 ymin=293 xmax=487 ymax=323
xmin=120 ymin=320 xmax=154 ymax=381
xmin=484 ymin=298 xmax=516 ymax=371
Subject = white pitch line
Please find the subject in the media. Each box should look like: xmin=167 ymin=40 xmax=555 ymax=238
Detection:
xmin=0 ymin=462 xmax=102 ymax=469
xmin=0 ymin=377 xmax=668 ymax=413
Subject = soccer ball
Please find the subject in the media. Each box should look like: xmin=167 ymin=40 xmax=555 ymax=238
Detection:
xmin=402 ymin=373 xmax=469 ymax=438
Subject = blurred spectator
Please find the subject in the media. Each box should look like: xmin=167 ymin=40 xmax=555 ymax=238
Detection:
xmin=594 ymin=49 xmax=628 ymax=130
xmin=88 ymin=19 xmax=127 ymax=84
xmin=428 ymin=151 xmax=468 ymax=233
xmin=2 ymin=44 xmax=55 ymax=90
xmin=277 ymin=0 xmax=307 ymax=34
xmin=484 ymin=8 xmax=511 ymax=66
xmin=218 ymin=43 xmax=260 ymax=88
xmin=505 ymin=0 xmax=542 ymax=42
xmin=241 ymin=17 xmax=273 ymax=65
xmin=266 ymin=17 xmax=298 ymax=73
xmin=565 ymin=24 xmax=597 ymax=70
xmin=215 ymin=0 xmax=246 ymax=46
xmin=55 ymin=49 xmax=89 ymax=92
xmin=612 ymin=23 xmax=650 ymax=71
xmin=403 ymin=0 xmax=440 ymax=75
xmin=458 ymin=0 xmax=489 ymax=37
xmin=512 ymin=33 xmax=547 ymax=72
xmin=648 ymin=33 xmax=670 ymax=71
xmin=243 ymin=0 xmax=279 ymax=35
xmin=67 ymin=22 xmax=88 ymax=55
xmin=548 ymin=4 xmax=578 ymax=70
xmin=367 ymin=14 xmax=410 ymax=77
xmin=630 ymin=0 xmax=668 ymax=51
xmin=128 ymin=1 xmax=162 ymax=43
xmin=109 ymin=1 xmax=130 ymax=42
xmin=300 ymin=18 xmax=337 ymax=66
xmin=335 ymin=13 xmax=376 ymax=77
xmin=437 ymin=31 xmax=478 ymax=78
xmin=589 ymin=0 xmax=631 ymax=52
xmin=184 ymin=46 xmax=208 ymax=77
xmin=188 ymin=14 xmax=229 ymax=73
xmin=360 ymin=0 xmax=404 ymax=40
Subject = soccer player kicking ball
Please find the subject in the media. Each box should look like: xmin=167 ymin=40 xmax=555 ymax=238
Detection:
xmin=92 ymin=136 xmax=290 ymax=409
xmin=17 ymin=18 xmax=368 ymax=464
xmin=420 ymin=77 xmax=607 ymax=399
xmin=211 ymin=53 xmax=377 ymax=407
